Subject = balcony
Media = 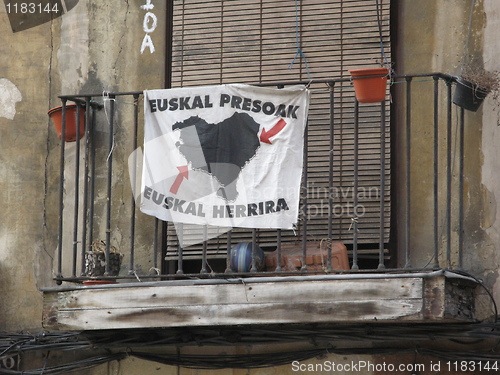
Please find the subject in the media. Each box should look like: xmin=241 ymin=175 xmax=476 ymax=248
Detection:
xmin=42 ymin=73 xmax=479 ymax=332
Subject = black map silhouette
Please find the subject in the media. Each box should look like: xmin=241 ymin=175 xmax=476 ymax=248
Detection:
xmin=172 ymin=112 xmax=261 ymax=201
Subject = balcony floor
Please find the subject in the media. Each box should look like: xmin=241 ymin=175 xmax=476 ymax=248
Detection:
xmin=42 ymin=270 xmax=476 ymax=331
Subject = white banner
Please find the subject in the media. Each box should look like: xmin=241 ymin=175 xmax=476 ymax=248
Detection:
xmin=141 ymin=84 xmax=310 ymax=230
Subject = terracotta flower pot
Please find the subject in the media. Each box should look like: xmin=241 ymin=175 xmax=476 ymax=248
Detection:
xmin=48 ymin=104 xmax=86 ymax=142
xmin=349 ymin=67 xmax=389 ymax=103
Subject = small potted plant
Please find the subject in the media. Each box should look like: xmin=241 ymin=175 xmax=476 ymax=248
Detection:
xmin=84 ymin=240 xmax=123 ymax=284
xmin=453 ymin=63 xmax=500 ymax=112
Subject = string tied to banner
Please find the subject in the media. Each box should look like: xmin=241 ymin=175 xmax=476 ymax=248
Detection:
xmin=288 ymin=0 xmax=312 ymax=80
xmin=103 ymin=91 xmax=117 ymax=162
xmin=348 ymin=217 xmax=360 ymax=232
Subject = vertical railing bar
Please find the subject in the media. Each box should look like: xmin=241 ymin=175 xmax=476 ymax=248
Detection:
xmin=129 ymin=94 xmax=140 ymax=275
xmin=458 ymin=107 xmax=465 ymax=269
xmin=432 ymin=76 xmax=441 ymax=269
xmin=161 ymin=221 xmax=168 ymax=277
xmin=351 ymin=99 xmax=359 ymax=271
xmin=71 ymin=104 xmax=82 ymax=277
xmin=176 ymin=223 xmax=184 ymax=274
xmin=338 ymin=84 xmax=345 ymax=244
xmin=378 ymin=100 xmax=386 ymax=270
xmin=276 ymin=229 xmax=282 ymax=272
xmin=225 ymin=230 xmax=233 ymax=273
xmin=275 ymin=83 xmax=285 ymax=274
xmin=87 ymin=105 xmax=97 ymax=257
xmin=56 ymin=99 xmax=67 ymax=282
xmin=301 ymin=120 xmax=309 ymax=271
xmin=201 ymin=225 xmax=208 ymax=273
xmin=105 ymin=95 xmax=116 ymax=276
xmin=80 ymin=98 xmax=92 ymax=275
xmin=153 ymin=218 xmax=159 ymax=270
xmin=256 ymin=228 xmax=261 ymax=263
xmin=327 ymin=82 xmax=335 ymax=272
xmin=446 ymin=82 xmax=453 ymax=268
xmin=251 ymin=228 xmax=258 ymax=272
xmin=404 ymin=77 xmax=412 ymax=268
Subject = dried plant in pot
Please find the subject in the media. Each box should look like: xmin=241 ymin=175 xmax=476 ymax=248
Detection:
xmin=84 ymin=240 xmax=123 ymax=280
xmin=453 ymin=64 xmax=500 ymax=112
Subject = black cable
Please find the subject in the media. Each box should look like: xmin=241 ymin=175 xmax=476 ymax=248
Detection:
xmin=0 ymin=353 xmax=127 ymax=375
xmin=448 ymin=269 xmax=498 ymax=323
xmin=6 ymin=322 xmax=500 ymax=351
xmin=131 ymin=346 xmax=500 ymax=370
xmin=131 ymin=349 xmax=328 ymax=370
xmin=6 ymin=322 xmax=500 ymax=372
xmin=3 ymin=332 xmax=500 ymax=372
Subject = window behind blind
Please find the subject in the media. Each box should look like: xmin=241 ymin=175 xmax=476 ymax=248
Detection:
xmin=167 ymin=0 xmax=391 ymax=262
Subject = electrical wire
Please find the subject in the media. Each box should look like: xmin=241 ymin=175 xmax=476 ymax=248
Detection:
xmin=132 ymin=348 xmax=327 ymax=370
xmin=0 ymin=354 xmax=127 ymax=375
xmin=83 ymin=322 xmax=500 ymax=348
xmin=3 ymin=326 xmax=500 ymax=373
xmin=449 ymin=269 xmax=499 ymax=323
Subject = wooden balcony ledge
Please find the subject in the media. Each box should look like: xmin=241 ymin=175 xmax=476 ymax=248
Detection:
xmin=42 ymin=270 xmax=477 ymax=331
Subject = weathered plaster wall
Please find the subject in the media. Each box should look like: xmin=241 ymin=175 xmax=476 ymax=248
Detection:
xmin=480 ymin=0 xmax=500 ymax=314
xmin=393 ymin=0 xmax=467 ymax=269
xmin=1 ymin=0 xmax=164 ymax=332
xmin=394 ymin=0 xmax=499 ymax=320
xmin=0 ymin=4 xmax=53 ymax=331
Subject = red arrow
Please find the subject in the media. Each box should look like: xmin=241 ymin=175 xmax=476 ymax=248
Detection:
xmin=170 ymin=165 xmax=189 ymax=194
xmin=260 ymin=118 xmax=287 ymax=144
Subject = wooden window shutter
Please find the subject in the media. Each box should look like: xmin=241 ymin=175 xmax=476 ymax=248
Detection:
xmin=167 ymin=0 xmax=391 ymax=263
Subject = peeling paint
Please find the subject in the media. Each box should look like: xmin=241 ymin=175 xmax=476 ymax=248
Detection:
xmin=0 ymin=79 xmax=22 ymax=120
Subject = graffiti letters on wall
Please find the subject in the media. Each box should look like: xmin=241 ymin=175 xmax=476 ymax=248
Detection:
xmin=140 ymin=0 xmax=156 ymax=54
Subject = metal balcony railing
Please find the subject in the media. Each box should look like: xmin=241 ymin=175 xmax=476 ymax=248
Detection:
xmin=52 ymin=73 xmax=467 ymax=284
